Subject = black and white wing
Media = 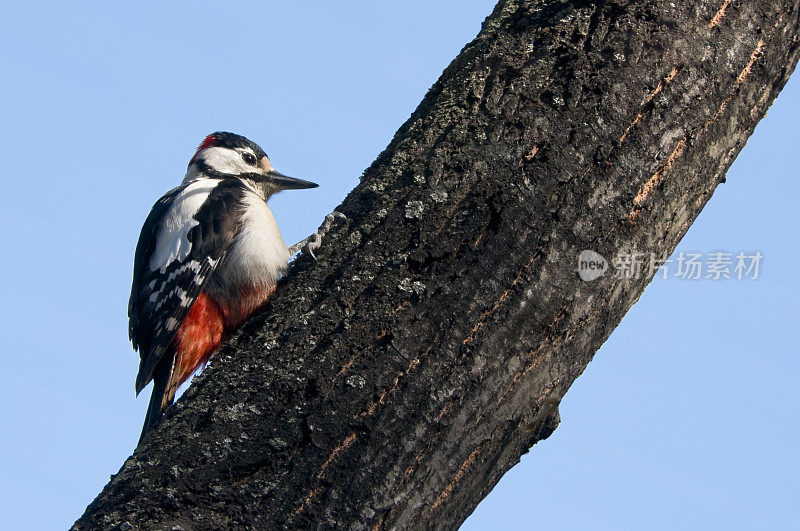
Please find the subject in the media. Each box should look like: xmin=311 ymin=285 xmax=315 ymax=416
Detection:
xmin=128 ymin=178 xmax=245 ymax=394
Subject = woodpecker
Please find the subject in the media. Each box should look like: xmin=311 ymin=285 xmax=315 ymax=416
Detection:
xmin=129 ymin=132 xmax=340 ymax=443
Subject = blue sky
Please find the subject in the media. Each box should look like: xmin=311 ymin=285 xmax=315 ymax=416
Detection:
xmin=0 ymin=2 xmax=797 ymax=529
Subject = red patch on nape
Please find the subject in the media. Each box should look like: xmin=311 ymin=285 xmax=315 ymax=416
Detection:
xmin=195 ymin=134 xmax=217 ymax=154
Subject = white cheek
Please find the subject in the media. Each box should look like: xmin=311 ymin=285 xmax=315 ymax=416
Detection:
xmin=199 ymin=146 xmax=252 ymax=174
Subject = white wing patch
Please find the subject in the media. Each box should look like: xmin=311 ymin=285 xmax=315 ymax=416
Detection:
xmin=149 ymin=179 xmax=220 ymax=272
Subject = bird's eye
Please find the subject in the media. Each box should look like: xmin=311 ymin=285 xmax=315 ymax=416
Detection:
xmin=242 ymin=152 xmax=257 ymax=165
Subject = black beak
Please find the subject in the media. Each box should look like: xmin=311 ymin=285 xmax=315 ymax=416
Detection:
xmin=263 ymin=171 xmax=318 ymax=190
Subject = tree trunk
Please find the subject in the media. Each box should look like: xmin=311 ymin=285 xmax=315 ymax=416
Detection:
xmin=74 ymin=1 xmax=800 ymax=529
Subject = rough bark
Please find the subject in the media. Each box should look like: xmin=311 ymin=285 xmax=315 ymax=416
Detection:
xmin=75 ymin=1 xmax=799 ymax=529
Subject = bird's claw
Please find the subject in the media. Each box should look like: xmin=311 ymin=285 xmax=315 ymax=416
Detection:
xmin=289 ymin=212 xmax=347 ymax=260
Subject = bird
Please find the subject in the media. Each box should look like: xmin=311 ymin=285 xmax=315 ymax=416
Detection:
xmin=129 ymin=132 xmax=340 ymax=444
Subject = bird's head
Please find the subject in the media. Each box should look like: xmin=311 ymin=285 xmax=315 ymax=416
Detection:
xmin=185 ymin=132 xmax=318 ymax=197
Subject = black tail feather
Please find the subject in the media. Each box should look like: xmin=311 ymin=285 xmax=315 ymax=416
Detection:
xmin=138 ymin=357 xmax=176 ymax=445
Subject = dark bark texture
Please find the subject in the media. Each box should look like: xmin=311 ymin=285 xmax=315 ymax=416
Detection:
xmin=75 ymin=0 xmax=799 ymax=529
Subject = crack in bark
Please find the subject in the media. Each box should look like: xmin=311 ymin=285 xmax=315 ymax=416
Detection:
xmin=619 ymin=65 xmax=683 ymax=144
xmin=425 ymin=441 xmax=490 ymax=519
xmin=709 ymin=0 xmax=734 ymax=28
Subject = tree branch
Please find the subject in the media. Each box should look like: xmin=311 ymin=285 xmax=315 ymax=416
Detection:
xmin=75 ymin=0 xmax=800 ymax=528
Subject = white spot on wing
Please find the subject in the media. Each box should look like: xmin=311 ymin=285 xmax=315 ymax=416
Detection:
xmin=176 ymin=288 xmax=190 ymax=306
xmin=149 ymin=179 xmax=220 ymax=272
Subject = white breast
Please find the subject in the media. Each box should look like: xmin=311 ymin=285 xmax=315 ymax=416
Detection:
xmin=215 ymin=190 xmax=290 ymax=293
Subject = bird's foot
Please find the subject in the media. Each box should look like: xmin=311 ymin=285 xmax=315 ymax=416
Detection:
xmin=289 ymin=212 xmax=347 ymax=260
